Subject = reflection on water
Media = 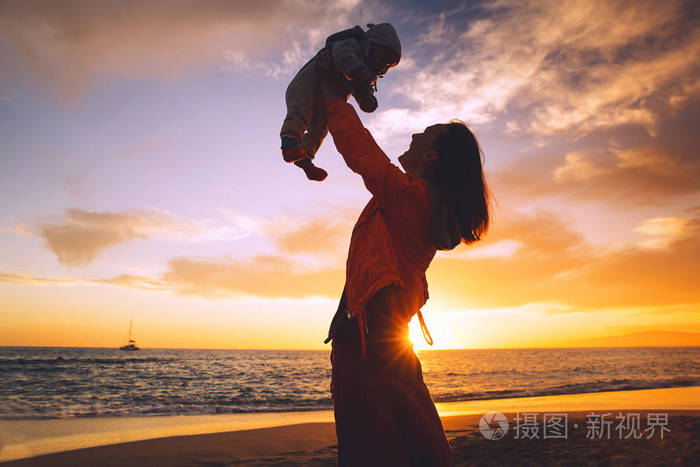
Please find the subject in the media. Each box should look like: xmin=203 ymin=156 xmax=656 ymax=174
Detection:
xmin=0 ymin=346 xmax=697 ymax=419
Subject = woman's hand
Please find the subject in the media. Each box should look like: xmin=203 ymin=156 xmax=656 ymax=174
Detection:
xmin=317 ymin=48 xmax=352 ymax=103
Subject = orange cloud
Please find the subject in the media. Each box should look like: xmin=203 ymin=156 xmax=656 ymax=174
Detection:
xmin=553 ymin=152 xmax=609 ymax=183
xmin=494 ymin=140 xmax=700 ymax=207
xmin=5 ymin=209 xmax=698 ymax=315
xmin=35 ymin=209 xmax=205 ymax=266
xmin=273 ymin=219 xmax=351 ymax=255
xmin=634 ymin=217 xmax=692 ymax=249
xmin=219 ymin=208 xmax=355 ymax=260
xmin=614 ymin=147 xmax=679 ymax=175
xmin=9 ymin=209 xmax=353 ymax=293
xmin=429 ymin=209 xmax=700 ymax=310
xmin=96 ymin=274 xmax=168 ymax=290
xmin=0 ymin=272 xmax=79 ymax=286
xmin=162 ymin=255 xmax=344 ymax=299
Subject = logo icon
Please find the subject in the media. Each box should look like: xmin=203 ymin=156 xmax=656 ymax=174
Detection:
xmin=479 ymin=411 xmax=509 ymax=440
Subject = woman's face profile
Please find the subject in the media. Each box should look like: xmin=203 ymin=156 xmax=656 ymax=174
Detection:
xmin=399 ymin=124 xmax=446 ymax=178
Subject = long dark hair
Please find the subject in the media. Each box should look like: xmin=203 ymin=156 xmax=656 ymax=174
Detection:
xmin=430 ymin=121 xmax=491 ymax=249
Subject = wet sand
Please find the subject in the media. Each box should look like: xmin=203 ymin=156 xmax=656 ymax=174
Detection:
xmin=1 ymin=387 xmax=698 ymax=466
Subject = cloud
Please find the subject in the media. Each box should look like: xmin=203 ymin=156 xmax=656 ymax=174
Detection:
xmin=7 ymin=208 xmax=354 ymax=293
xmin=4 ymin=207 xmax=355 ymax=297
xmin=34 ymin=208 xmax=235 ymax=266
xmin=1 ymin=252 xmax=346 ymax=299
xmin=218 ymin=208 xmax=355 ymax=261
xmin=162 ymin=255 xmax=344 ymax=298
xmin=371 ymin=0 xmax=699 ymax=141
xmin=429 ymin=209 xmax=700 ymax=310
xmin=96 ymin=274 xmax=168 ymax=290
xmin=102 ymin=206 xmax=700 ymax=311
xmin=0 ymin=272 xmax=80 ymax=286
xmin=0 ymin=253 xmax=346 ymax=299
xmin=634 ymin=216 xmax=693 ymax=249
xmin=614 ymin=147 xmax=679 ymax=175
xmin=5 ymin=209 xmax=699 ymax=311
xmin=493 ymin=126 xmax=700 ymax=207
xmin=0 ymin=0 xmax=365 ymax=97
xmin=0 ymin=222 xmax=34 ymax=236
xmin=0 ymin=271 xmax=166 ymax=290
xmin=273 ymin=218 xmax=351 ymax=255
xmin=553 ymin=152 xmax=609 ymax=182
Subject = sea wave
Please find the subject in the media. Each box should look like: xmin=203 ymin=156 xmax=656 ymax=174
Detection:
xmin=1 ymin=347 xmax=697 ymax=420
xmin=0 ymin=357 xmax=175 ymax=366
xmin=430 ymin=377 xmax=699 ymax=404
xmin=0 ymin=379 xmax=695 ymax=420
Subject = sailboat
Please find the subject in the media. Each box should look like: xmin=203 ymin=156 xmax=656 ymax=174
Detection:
xmin=119 ymin=318 xmax=140 ymax=351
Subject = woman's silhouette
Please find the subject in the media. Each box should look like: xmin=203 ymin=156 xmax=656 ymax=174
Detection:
xmin=317 ymin=50 xmax=490 ymax=466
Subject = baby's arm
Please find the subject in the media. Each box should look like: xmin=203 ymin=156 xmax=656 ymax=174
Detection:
xmin=331 ymin=38 xmax=371 ymax=83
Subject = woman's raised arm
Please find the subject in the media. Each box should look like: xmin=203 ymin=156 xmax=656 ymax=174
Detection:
xmin=326 ymin=98 xmax=394 ymax=196
xmin=318 ymin=50 xmax=421 ymax=205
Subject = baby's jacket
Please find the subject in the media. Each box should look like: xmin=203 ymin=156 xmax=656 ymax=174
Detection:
xmin=329 ymin=29 xmax=376 ymax=85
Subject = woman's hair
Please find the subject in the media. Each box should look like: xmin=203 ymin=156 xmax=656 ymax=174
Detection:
xmin=430 ymin=120 xmax=491 ymax=247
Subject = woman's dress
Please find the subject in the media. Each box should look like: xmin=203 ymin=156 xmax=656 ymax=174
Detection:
xmin=325 ymin=98 xmax=453 ymax=466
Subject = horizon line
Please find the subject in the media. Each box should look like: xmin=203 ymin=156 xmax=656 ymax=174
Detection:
xmin=1 ymin=344 xmax=698 ymax=351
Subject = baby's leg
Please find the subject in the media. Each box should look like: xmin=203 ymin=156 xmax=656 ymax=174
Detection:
xmin=281 ymin=60 xmax=318 ymax=162
xmin=300 ymin=97 xmax=329 ymax=159
xmin=294 ymin=158 xmax=327 ymax=181
xmin=294 ymin=94 xmax=329 ymax=181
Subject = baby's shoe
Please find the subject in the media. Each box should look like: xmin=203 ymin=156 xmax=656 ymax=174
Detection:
xmin=295 ymin=157 xmax=328 ymax=181
xmin=353 ymin=84 xmax=378 ymax=113
xmin=282 ymin=145 xmax=307 ymax=163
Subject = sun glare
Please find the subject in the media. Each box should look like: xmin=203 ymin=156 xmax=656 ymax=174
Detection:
xmin=409 ymin=312 xmax=453 ymax=350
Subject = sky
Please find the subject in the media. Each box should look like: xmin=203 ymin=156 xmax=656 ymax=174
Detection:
xmin=0 ymin=0 xmax=698 ymax=350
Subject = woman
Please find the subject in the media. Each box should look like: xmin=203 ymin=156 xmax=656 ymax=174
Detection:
xmin=317 ymin=51 xmax=490 ymax=466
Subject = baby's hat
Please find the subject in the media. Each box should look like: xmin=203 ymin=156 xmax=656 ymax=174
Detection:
xmin=366 ymin=23 xmax=401 ymax=63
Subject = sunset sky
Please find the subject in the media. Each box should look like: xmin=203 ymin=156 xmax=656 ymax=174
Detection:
xmin=1 ymin=0 xmax=698 ymax=350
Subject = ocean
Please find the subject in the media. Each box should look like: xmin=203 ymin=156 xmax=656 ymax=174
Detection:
xmin=1 ymin=346 xmax=697 ymax=419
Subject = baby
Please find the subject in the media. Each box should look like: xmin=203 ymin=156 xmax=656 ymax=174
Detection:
xmin=280 ymin=23 xmax=401 ymax=181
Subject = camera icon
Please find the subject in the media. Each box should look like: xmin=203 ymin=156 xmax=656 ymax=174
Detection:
xmin=479 ymin=411 xmax=509 ymax=440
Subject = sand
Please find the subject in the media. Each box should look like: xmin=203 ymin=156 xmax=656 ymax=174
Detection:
xmin=1 ymin=387 xmax=698 ymax=466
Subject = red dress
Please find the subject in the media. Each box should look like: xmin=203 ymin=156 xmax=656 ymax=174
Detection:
xmin=325 ymin=98 xmax=453 ymax=466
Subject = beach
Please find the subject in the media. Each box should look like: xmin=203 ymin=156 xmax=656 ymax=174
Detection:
xmin=2 ymin=387 xmax=697 ymax=466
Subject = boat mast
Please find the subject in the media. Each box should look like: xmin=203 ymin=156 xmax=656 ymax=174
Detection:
xmin=128 ymin=318 xmax=135 ymax=343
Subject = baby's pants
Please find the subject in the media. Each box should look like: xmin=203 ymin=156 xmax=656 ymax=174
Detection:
xmin=280 ymin=57 xmax=328 ymax=158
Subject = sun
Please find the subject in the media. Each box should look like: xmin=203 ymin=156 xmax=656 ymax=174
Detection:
xmin=408 ymin=312 xmax=453 ymax=350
